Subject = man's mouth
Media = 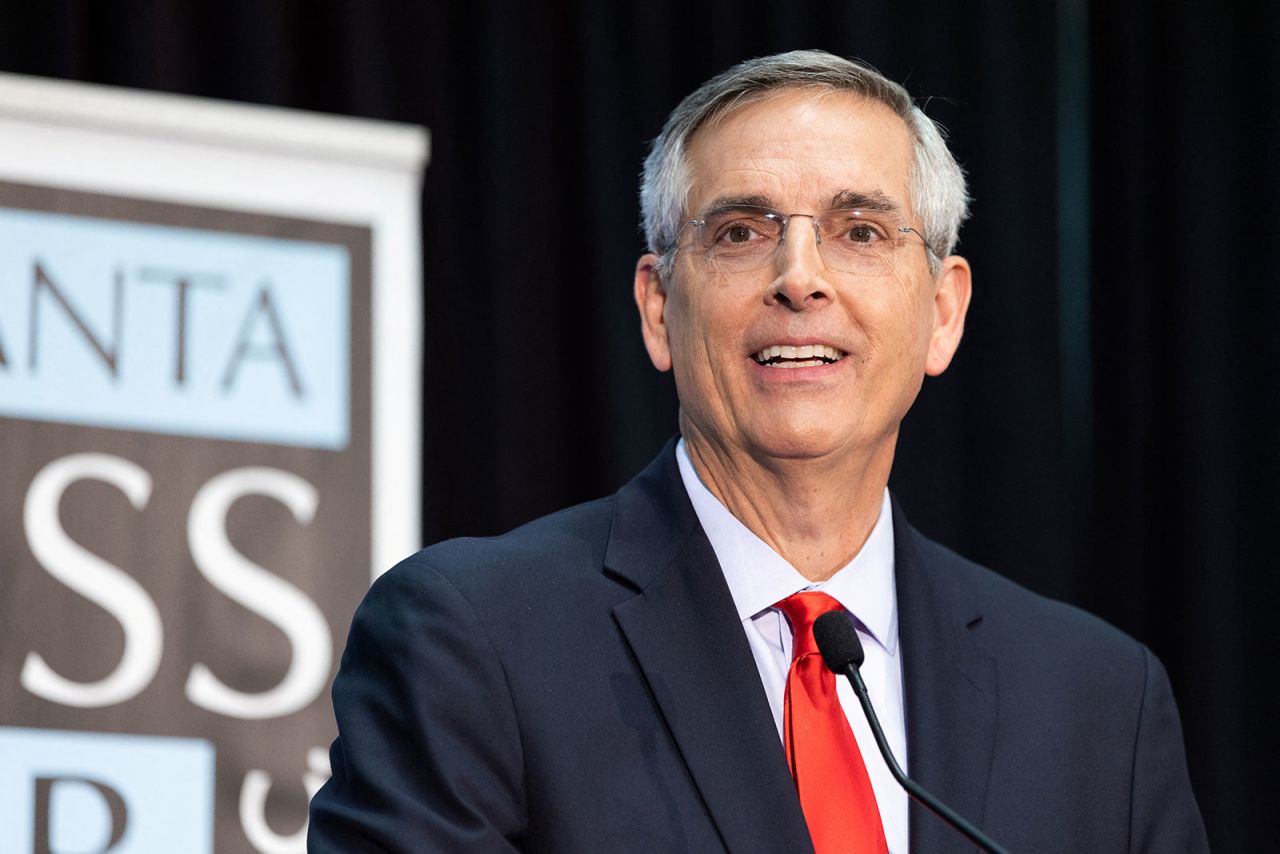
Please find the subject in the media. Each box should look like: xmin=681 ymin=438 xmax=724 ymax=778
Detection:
xmin=751 ymin=344 xmax=846 ymax=369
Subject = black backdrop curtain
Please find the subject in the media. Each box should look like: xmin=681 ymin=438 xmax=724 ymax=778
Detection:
xmin=2 ymin=1 xmax=1274 ymax=849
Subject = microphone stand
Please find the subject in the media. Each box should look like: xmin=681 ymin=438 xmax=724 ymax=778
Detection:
xmin=837 ymin=661 xmax=1013 ymax=854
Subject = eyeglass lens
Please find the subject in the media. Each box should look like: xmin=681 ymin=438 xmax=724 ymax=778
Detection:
xmin=688 ymin=207 xmax=923 ymax=275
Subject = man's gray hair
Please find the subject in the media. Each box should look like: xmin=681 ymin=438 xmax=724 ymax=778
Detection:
xmin=641 ymin=50 xmax=970 ymax=275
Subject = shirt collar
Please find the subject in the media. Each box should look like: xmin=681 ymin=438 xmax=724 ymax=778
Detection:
xmin=676 ymin=438 xmax=898 ymax=655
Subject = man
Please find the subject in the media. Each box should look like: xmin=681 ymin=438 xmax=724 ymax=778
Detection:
xmin=309 ymin=51 xmax=1208 ymax=853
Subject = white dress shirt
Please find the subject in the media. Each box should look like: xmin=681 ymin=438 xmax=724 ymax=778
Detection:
xmin=676 ymin=439 xmax=909 ymax=854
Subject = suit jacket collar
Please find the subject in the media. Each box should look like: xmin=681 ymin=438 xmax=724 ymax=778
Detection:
xmin=605 ymin=438 xmax=815 ymax=853
xmin=893 ymin=499 xmax=999 ymax=852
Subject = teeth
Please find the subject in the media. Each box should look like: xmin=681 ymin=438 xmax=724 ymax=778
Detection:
xmin=753 ymin=344 xmax=844 ymax=364
xmin=765 ymin=358 xmax=828 ymax=368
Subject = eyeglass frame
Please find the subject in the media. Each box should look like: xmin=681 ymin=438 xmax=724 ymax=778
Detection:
xmin=668 ymin=204 xmax=942 ymax=274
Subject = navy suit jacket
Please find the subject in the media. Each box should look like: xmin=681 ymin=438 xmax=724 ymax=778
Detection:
xmin=309 ymin=440 xmax=1208 ymax=852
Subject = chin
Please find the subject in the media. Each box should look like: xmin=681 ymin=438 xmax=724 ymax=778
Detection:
xmin=748 ymin=422 xmax=851 ymax=462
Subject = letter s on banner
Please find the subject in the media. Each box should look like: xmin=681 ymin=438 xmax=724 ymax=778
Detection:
xmin=185 ymin=467 xmax=332 ymax=720
xmin=21 ymin=453 xmax=163 ymax=707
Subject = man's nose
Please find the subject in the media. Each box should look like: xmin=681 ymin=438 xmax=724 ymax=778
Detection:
xmin=766 ymin=215 xmax=832 ymax=310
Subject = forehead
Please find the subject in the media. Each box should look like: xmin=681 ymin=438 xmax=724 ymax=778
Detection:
xmin=683 ymin=89 xmax=915 ymax=214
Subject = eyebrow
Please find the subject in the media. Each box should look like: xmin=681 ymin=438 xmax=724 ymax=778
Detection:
xmin=699 ymin=194 xmax=776 ymax=215
xmin=697 ymin=189 xmax=903 ymax=216
xmin=828 ymin=189 xmax=901 ymax=213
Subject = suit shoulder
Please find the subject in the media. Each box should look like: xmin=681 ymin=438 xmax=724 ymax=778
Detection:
xmin=910 ymin=529 xmax=1148 ymax=670
xmin=383 ymin=495 xmax=616 ymax=595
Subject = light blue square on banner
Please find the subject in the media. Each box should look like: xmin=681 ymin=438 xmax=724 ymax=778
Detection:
xmin=0 ymin=727 xmax=214 ymax=854
xmin=0 ymin=207 xmax=350 ymax=449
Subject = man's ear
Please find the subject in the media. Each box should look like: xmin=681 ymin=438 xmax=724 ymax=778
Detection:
xmin=635 ymin=254 xmax=673 ymax=373
xmin=924 ymin=254 xmax=972 ymax=377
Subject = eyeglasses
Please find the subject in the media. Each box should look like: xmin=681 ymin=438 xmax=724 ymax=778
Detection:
xmin=674 ymin=205 xmax=935 ymax=276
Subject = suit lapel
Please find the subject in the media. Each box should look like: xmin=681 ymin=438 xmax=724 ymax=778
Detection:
xmin=893 ymin=500 xmax=999 ymax=853
xmin=606 ymin=441 xmax=813 ymax=854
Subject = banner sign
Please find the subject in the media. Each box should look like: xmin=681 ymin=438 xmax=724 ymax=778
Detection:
xmin=0 ymin=76 xmax=426 ymax=854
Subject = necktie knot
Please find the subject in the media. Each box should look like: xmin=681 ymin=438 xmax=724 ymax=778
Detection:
xmin=776 ymin=591 xmax=845 ymax=660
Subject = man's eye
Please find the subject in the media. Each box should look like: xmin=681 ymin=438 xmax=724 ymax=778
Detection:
xmin=846 ymin=224 xmax=881 ymax=243
xmin=714 ymin=220 xmax=768 ymax=244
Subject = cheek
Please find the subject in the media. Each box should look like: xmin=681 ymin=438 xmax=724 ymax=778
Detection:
xmin=662 ymin=288 xmax=714 ymax=392
xmin=855 ymin=277 xmax=934 ymax=363
xmin=667 ymin=283 xmax=744 ymax=362
xmin=660 ymin=280 xmax=693 ymax=354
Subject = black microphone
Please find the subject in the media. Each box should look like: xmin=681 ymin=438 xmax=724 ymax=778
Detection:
xmin=813 ymin=611 xmax=1014 ymax=854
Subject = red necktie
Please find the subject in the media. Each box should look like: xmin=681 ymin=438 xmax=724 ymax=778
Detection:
xmin=777 ymin=591 xmax=889 ymax=854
